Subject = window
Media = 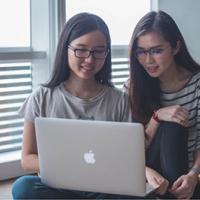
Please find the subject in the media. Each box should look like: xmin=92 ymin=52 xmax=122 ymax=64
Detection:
xmin=0 ymin=0 xmax=47 ymax=180
xmin=0 ymin=0 xmax=30 ymax=47
xmin=0 ymin=0 xmax=31 ymax=157
xmin=66 ymin=0 xmax=150 ymax=88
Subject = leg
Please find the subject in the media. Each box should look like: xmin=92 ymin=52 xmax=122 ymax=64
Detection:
xmin=12 ymin=175 xmax=156 ymax=199
xmin=146 ymin=124 xmax=162 ymax=174
xmin=12 ymin=175 xmax=98 ymax=199
xmin=159 ymin=122 xmax=188 ymax=185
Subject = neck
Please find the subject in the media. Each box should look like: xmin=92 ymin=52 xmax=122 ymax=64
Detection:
xmin=160 ymin=65 xmax=191 ymax=92
xmin=64 ymin=75 xmax=104 ymax=99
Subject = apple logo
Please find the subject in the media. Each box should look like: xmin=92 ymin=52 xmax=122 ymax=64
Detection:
xmin=84 ymin=150 xmax=96 ymax=164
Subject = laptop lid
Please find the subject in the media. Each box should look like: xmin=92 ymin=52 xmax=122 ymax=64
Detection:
xmin=35 ymin=117 xmax=146 ymax=197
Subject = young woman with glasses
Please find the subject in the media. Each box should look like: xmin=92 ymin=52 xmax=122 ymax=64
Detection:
xmin=126 ymin=10 xmax=200 ymax=198
xmin=12 ymin=13 xmax=132 ymax=199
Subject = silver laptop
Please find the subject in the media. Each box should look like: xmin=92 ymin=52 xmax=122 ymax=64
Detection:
xmin=35 ymin=117 xmax=154 ymax=197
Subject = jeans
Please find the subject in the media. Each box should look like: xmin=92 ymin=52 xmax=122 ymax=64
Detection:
xmin=12 ymin=175 xmax=156 ymax=199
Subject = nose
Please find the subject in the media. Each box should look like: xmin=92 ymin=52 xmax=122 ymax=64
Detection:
xmin=84 ymin=53 xmax=95 ymax=63
xmin=145 ymin=52 xmax=154 ymax=63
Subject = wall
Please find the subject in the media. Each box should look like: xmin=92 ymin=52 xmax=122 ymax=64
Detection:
xmin=152 ymin=0 xmax=200 ymax=63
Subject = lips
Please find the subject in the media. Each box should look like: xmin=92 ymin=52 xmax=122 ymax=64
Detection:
xmin=146 ymin=66 xmax=159 ymax=74
xmin=80 ymin=65 xmax=94 ymax=74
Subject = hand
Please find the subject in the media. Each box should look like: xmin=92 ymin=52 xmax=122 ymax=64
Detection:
xmin=157 ymin=105 xmax=189 ymax=127
xmin=169 ymin=172 xmax=198 ymax=199
xmin=146 ymin=167 xmax=169 ymax=195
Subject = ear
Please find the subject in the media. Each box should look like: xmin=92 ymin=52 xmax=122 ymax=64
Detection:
xmin=173 ymin=40 xmax=180 ymax=55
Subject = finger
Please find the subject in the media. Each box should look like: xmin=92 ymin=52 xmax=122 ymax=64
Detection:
xmin=179 ymin=107 xmax=189 ymax=116
xmin=153 ymin=177 xmax=162 ymax=187
xmin=172 ymin=112 xmax=189 ymax=126
xmin=176 ymin=105 xmax=188 ymax=113
xmin=171 ymin=178 xmax=182 ymax=191
xmin=147 ymin=177 xmax=159 ymax=189
xmin=150 ymin=180 xmax=159 ymax=188
xmin=177 ymin=112 xmax=188 ymax=121
xmin=175 ymin=107 xmax=189 ymax=119
xmin=172 ymin=117 xmax=187 ymax=127
xmin=173 ymin=186 xmax=185 ymax=194
xmin=174 ymin=110 xmax=188 ymax=121
xmin=178 ymin=111 xmax=189 ymax=122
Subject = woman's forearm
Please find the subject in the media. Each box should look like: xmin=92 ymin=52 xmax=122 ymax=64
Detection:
xmin=189 ymin=151 xmax=200 ymax=176
xmin=145 ymin=117 xmax=160 ymax=148
xmin=21 ymin=153 xmax=39 ymax=172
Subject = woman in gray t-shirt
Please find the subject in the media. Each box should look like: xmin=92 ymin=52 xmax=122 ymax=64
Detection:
xmin=12 ymin=13 xmax=134 ymax=199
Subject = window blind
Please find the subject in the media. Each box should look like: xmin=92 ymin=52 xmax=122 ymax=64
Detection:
xmin=0 ymin=63 xmax=32 ymax=153
xmin=112 ymin=58 xmax=129 ymax=89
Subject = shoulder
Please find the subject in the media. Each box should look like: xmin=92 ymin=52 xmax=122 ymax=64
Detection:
xmin=191 ymin=71 xmax=200 ymax=82
xmin=188 ymin=72 xmax=200 ymax=89
xmin=31 ymin=85 xmax=50 ymax=99
xmin=33 ymin=83 xmax=63 ymax=96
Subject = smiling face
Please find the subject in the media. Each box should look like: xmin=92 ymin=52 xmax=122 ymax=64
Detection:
xmin=68 ymin=30 xmax=107 ymax=81
xmin=136 ymin=31 xmax=180 ymax=80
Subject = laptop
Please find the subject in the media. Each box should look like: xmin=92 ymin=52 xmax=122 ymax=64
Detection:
xmin=35 ymin=117 xmax=156 ymax=197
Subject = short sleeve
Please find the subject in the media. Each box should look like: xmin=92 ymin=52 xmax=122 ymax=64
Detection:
xmin=18 ymin=87 xmax=42 ymax=122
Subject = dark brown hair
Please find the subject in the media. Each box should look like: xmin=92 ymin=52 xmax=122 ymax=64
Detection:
xmin=44 ymin=12 xmax=113 ymax=88
xmin=129 ymin=10 xmax=200 ymax=124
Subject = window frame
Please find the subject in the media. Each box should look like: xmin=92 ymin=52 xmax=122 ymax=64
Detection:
xmin=0 ymin=0 xmax=64 ymax=180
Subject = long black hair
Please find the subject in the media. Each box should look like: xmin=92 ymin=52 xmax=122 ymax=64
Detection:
xmin=129 ymin=10 xmax=200 ymax=124
xmin=43 ymin=12 xmax=113 ymax=88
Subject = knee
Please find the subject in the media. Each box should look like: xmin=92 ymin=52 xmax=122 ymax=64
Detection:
xmin=160 ymin=121 xmax=187 ymax=137
xmin=12 ymin=175 xmax=39 ymax=199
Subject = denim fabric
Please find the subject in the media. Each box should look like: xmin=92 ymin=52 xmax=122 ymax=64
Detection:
xmin=12 ymin=175 xmax=156 ymax=199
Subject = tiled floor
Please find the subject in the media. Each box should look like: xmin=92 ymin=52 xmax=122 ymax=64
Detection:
xmin=0 ymin=179 xmax=14 ymax=199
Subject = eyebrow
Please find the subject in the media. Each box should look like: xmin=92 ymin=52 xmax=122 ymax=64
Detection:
xmin=137 ymin=45 xmax=163 ymax=50
xmin=74 ymin=44 xmax=107 ymax=49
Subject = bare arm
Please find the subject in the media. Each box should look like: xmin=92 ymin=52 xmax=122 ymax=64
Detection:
xmin=188 ymin=151 xmax=200 ymax=178
xmin=145 ymin=117 xmax=160 ymax=148
xmin=21 ymin=121 xmax=39 ymax=172
xmin=145 ymin=105 xmax=189 ymax=149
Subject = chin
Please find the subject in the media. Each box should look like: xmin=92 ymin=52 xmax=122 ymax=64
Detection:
xmin=147 ymin=72 xmax=159 ymax=78
xmin=79 ymin=74 xmax=94 ymax=80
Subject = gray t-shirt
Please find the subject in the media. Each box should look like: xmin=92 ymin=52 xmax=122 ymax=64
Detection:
xmin=19 ymin=83 xmax=132 ymax=123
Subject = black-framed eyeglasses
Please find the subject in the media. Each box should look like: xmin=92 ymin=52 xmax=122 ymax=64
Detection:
xmin=134 ymin=46 xmax=170 ymax=60
xmin=68 ymin=45 xmax=108 ymax=59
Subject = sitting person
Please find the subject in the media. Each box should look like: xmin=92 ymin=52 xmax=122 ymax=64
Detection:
xmin=126 ymin=10 xmax=200 ymax=199
xmin=12 ymin=12 xmax=133 ymax=199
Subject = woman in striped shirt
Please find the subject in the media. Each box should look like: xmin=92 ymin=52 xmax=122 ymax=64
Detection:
xmin=128 ymin=10 xmax=200 ymax=199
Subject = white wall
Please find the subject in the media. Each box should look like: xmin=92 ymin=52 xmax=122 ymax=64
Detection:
xmin=152 ymin=0 xmax=200 ymax=63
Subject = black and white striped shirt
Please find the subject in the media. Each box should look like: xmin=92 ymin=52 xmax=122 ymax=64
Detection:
xmin=161 ymin=72 xmax=200 ymax=169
